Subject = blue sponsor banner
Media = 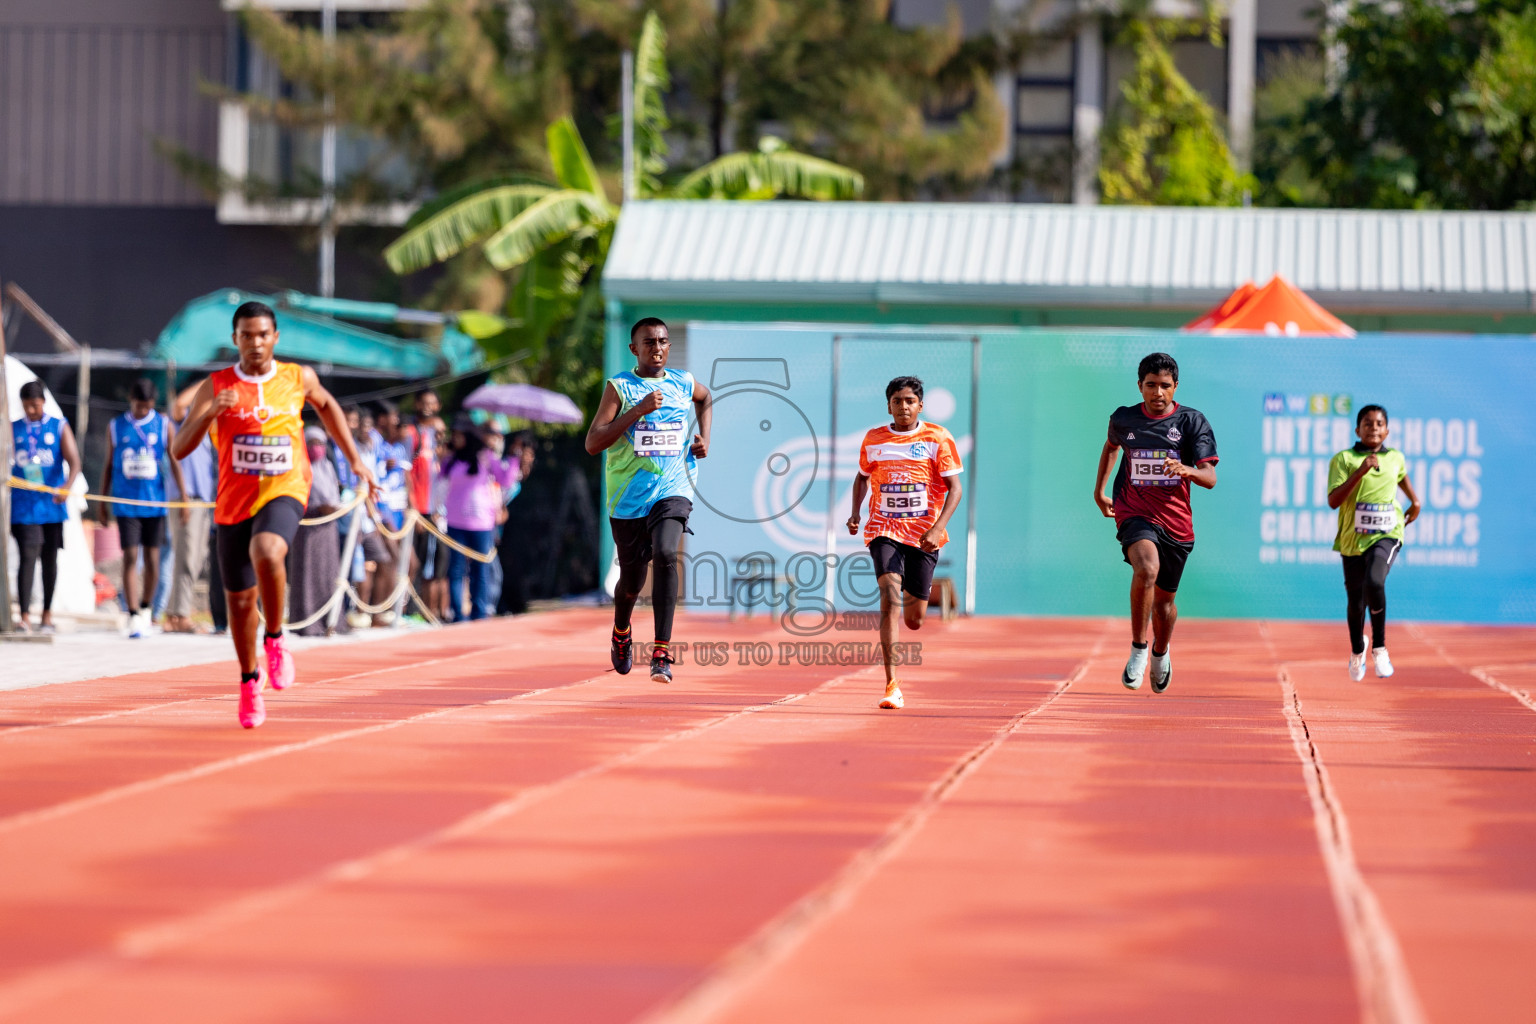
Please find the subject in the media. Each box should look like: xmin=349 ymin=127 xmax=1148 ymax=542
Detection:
xmin=683 ymin=324 xmax=1535 ymax=624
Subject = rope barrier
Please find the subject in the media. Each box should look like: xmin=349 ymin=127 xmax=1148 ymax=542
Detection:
xmin=3 ymin=477 xmax=366 ymax=527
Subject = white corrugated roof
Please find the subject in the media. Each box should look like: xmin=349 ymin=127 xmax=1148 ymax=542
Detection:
xmin=604 ymin=201 xmax=1536 ymax=311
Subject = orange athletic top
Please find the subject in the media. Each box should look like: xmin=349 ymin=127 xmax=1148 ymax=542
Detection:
xmin=209 ymin=361 xmax=313 ymax=525
xmin=857 ymin=421 xmax=964 ymax=548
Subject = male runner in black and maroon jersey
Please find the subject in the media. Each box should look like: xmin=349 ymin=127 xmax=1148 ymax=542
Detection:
xmin=1093 ymin=352 xmax=1218 ymax=693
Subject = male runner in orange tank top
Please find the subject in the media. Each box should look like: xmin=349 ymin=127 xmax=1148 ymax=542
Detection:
xmin=173 ymin=300 xmax=378 ymax=728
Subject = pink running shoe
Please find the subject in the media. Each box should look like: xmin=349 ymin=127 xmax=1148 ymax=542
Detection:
xmin=264 ymin=633 xmax=295 ymax=691
xmin=239 ymin=676 xmax=266 ymax=729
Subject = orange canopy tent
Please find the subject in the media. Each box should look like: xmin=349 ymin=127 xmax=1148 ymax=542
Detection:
xmin=1184 ymin=275 xmax=1355 ymax=337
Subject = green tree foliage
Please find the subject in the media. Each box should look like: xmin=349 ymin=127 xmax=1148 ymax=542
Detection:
xmin=380 ymin=11 xmax=863 ymax=414
xmin=577 ymin=0 xmax=1005 ymax=199
xmin=1099 ymin=18 xmax=1250 ymax=206
xmin=1268 ymin=0 xmax=1536 ymax=209
xmin=1250 ymin=50 xmax=1330 ymax=207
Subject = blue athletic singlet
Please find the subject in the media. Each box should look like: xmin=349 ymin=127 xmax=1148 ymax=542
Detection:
xmin=110 ymin=411 xmax=170 ymax=518
xmin=604 ymin=368 xmax=697 ymax=519
xmin=10 ymin=414 xmax=67 ymax=525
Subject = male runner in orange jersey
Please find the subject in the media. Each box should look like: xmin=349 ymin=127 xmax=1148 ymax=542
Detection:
xmin=172 ymin=301 xmax=378 ymax=728
xmin=846 ymin=376 xmax=963 ymax=710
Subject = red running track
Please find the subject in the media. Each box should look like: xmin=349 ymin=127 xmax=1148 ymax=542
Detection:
xmin=0 ymin=610 xmax=1531 ymax=1023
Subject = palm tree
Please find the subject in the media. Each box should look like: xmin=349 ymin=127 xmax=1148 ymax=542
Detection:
xmin=381 ymin=13 xmax=863 ymax=412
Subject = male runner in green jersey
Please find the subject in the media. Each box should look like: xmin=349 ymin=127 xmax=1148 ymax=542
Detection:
xmin=1327 ymin=404 xmax=1421 ymax=680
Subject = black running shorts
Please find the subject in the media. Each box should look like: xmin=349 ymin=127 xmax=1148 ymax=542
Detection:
xmin=1117 ymin=516 xmax=1194 ymax=594
xmin=216 ymin=496 xmax=304 ymax=593
xmin=117 ymin=514 xmax=166 ymax=550
xmin=867 ymin=535 xmax=939 ymax=602
xmin=610 ymin=496 xmax=693 ymax=567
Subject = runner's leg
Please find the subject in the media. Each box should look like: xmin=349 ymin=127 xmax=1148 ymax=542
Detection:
xmin=251 ymin=532 xmax=290 ymax=638
xmin=877 ymin=573 xmax=903 ymax=686
xmin=1125 ymin=539 xmax=1159 ymax=645
xmin=1151 ymin=587 xmax=1178 ymax=653
xmin=1363 ymin=540 xmax=1398 ymax=650
xmin=1341 ymin=554 xmax=1368 ymax=655
xmin=650 ymin=516 xmax=684 ymax=645
xmin=227 ymin=587 xmax=261 ymax=673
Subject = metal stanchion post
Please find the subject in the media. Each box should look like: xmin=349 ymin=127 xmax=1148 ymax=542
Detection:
xmin=326 ymin=503 xmax=364 ymax=635
xmin=391 ymin=514 xmax=416 ymax=622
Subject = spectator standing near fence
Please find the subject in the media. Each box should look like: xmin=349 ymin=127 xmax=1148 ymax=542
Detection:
xmin=442 ymin=416 xmax=520 ymax=621
xmin=164 ymin=383 xmax=216 ymax=634
xmin=496 ymin=433 xmax=536 ymax=616
xmin=100 ymin=379 xmax=186 ymax=639
xmin=9 ymin=380 xmax=80 ymax=634
xmin=288 ymin=427 xmax=344 ymax=637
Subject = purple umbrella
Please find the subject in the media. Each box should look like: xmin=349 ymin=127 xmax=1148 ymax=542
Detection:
xmin=462 ymin=383 xmax=583 ymax=424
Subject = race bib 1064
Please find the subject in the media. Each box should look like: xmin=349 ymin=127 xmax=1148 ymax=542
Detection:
xmin=878 ymin=482 xmax=928 ymax=518
xmin=1354 ymin=502 xmax=1397 ymax=535
xmin=634 ymin=419 xmax=686 ymax=458
xmin=1128 ymin=449 xmax=1179 ymax=487
xmin=122 ymin=449 xmax=159 ymax=481
xmin=233 ymin=434 xmax=295 ymax=477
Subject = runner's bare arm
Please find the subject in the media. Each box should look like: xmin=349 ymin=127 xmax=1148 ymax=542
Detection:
xmin=301 ymin=366 xmax=378 ymax=503
xmin=57 ymin=421 xmax=81 ymax=503
xmin=585 ymin=382 xmax=657 ymax=455
xmin=1398 ymin=471 xmax=1422 ymax=524
xmin=171 ymin=378 xmax=231 ymax=459
xmin=691 ymin=379 xmax=712 ymax=459
xmin=919 ymin=477 xmax=963 ymax=552
xmin=1327 ymin=455 xmax=1377 ymax=509
xmin=1093 ymin=437 xmax=1119 ymax=517
xmin=847 ymin=473 xmax=869 ymax=534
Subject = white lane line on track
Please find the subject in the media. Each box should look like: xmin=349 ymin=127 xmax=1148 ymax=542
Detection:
xmin=1277 ymin=666 xmax=1426 ymax=1024
xmin=641 ymin=621 xmax=1115 ymax=1024
xmin=0 ymin=668 xmax=874 ymax=1021
xmin=0 ymin=642 xmax=528 ymax=740
xmin=1469 ymin=666 xmax=1536 ymax=714
xmin=1401 ymin=623 xmax=1536 ymax=715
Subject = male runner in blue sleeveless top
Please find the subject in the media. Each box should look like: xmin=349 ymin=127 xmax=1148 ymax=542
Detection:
xmin=585 ymin=317 xmax=712 ymax=683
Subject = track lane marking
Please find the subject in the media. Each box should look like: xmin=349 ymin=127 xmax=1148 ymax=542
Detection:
xmin=640 ymin=620 xmax=1114 ymax=1024
xmin=0 ymin=668 xmax=873 ymax=1020
xmin=1276 ymin=665 xmax=1426 ymax=1024
xmin=0 ymin=642 xmax=527 ymax=740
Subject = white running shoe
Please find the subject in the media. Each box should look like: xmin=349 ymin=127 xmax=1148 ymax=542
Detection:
xmin=1122 ymin=646 xmax=1148 ymax=690
xmin=1372 ymin=648 xmax=1394 ymax=678
xmin=879 ymin=682 xmax=905 ymax=709
xmin=128 ymin=610 xmax=145 ymax=639
xmin=1150 ymin=649 xmax=1171 ymax=693
xmin=1348 ymin=652 xmax=1367 ymax=681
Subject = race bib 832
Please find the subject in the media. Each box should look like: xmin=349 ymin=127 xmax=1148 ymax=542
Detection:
xmin=233 ymin=434 xmax=295 ymax=477
xmin=634 ymin=419 xmax=686 ymax=458
xmin=1127 ymin=449 xmax=1180 ymax=487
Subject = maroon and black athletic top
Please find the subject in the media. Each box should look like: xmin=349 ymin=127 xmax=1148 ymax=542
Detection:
xmin=1107 ymin=402 xmax=1219 ymax=543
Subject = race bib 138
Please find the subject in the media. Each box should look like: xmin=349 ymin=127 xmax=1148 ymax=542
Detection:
xmin=1128 ymin=449 xmax=1179 ymax=487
